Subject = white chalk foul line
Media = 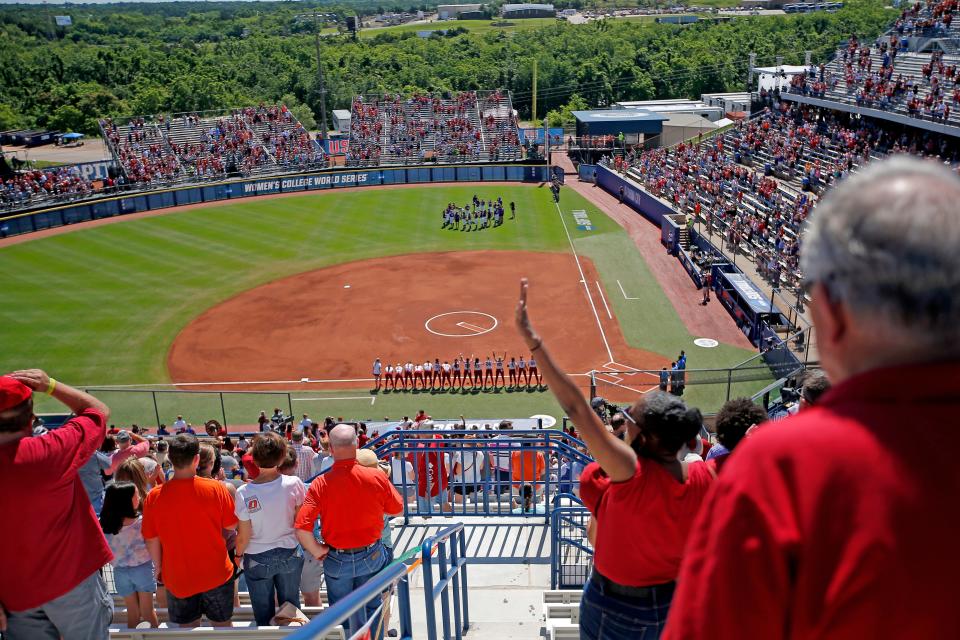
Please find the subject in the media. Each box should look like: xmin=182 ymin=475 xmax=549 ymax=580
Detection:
xmin=293 ymin=396 xmax=377 ymax=405
xmin=554 ymin=201 xmax=614 ymax=362
xmin=596 ymin=281 xmax=612 ymax=320
xmin=456 ymin=321 xmax=487 ymax=333
xmin=617 ymin=279 xmax=639 ymax=300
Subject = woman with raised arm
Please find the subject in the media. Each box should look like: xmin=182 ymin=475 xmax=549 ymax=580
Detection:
xmin=515 ymin=279 xmax=715 ymax=640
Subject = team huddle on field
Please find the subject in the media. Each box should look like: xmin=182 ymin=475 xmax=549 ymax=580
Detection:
xmin=372 ymin=354 xmax=541 ymax=391
xmin=441 ymin=195 xmax=515 ymax=231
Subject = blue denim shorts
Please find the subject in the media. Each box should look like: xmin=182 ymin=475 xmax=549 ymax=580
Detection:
xmin=417 ymin=489 xmax=449 ymax=514
xmin=113 ymin=561 xmax=156 ymax=597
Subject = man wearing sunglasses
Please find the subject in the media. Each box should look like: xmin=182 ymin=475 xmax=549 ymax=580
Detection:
xmin=665 ymin=156 xmax=960 ymax=639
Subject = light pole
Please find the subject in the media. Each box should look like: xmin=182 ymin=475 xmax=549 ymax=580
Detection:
xmin=313 ymin=11 xmax=329 ymax=140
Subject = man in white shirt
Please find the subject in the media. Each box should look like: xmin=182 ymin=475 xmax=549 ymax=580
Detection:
xmin=290 ymin=431 xmax=317 ymax=483
xmin=451 ymin=437 xmax=486 ymax=503
xmin=390 ymin=452 xmax=415 ymax=501
xmin=172 ymin=415 xmax=187 ymax=432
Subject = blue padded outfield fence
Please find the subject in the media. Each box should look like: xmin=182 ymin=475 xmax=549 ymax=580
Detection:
xmin=0 ymin=163 xmax=550 ymax=238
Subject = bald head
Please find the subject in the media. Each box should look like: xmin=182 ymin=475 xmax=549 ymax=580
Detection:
xmin=329 ymin=424 xmax=358 ymax=460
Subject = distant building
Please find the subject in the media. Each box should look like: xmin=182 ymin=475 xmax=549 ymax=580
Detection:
xmin=438 ymin=4 xmax=483 ymax=20
xmin=701 ymin=92 xmax=752 ymax=116
xmin=332 ymin=109 xmax=351 ymax=135
xmin=613 ymin=99 xmax=724 ymax=123
xmin=573 ymin=109 xmax=667 ymax=147
xmin=501 ymin=3 xmax=556 ymax=19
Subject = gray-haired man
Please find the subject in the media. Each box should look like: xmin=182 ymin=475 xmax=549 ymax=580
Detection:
xmin=665 ymin=157 xmax=960 ymax=638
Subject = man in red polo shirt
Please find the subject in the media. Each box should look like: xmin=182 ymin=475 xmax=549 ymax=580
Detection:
xmin=664 ymin=157 xmax=960 ymax=639
xmin=295 ymin=424 xmax=403 ymax=638
xmin=0 ymin=369 xmax=113 ymax=639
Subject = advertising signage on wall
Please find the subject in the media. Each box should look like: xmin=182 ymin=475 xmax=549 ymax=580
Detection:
xmin=241 ymin=171 xmax=376 ymax=194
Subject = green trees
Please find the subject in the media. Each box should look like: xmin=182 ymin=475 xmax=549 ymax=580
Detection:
xmin=0 ymin=0 xmax=894 ymax=134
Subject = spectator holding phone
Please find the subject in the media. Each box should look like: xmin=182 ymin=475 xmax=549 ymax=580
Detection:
xmin=0 ymin=370 xmax=113 ymax=639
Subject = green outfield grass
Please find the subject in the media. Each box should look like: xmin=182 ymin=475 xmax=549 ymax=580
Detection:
xmin=3 ymin=183 xmax=762 ymax=423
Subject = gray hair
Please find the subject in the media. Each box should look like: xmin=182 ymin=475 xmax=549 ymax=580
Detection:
xmin=801 ymin=156 xmax=960 ymax=344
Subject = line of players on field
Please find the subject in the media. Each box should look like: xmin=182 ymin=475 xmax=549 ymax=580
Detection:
xmin=442 ymin=195 xmax=516 ymax=231
xmin=372 ymin=353 xmax=541 ymax=391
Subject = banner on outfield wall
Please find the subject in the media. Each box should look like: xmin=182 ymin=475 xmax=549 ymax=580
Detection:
xmin=323 ymin=138 xmax=350 ymax=156
xmin=238 ymin=171 xmax=377 ymax=195
xmin=69 ymin=160 xmax=116 ymax=181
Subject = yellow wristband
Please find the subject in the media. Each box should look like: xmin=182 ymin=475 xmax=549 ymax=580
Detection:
xmin=45 ymin=378 xmax=57 ymax=396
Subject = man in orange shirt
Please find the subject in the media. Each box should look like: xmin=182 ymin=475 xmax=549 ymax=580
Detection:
xmin=142 ymin=434 xmax=238 ymax=627
xmin=511 ymin=440 xmax=546 ymax=494
xmin=295 ymin=424 xmax=403 ymax=638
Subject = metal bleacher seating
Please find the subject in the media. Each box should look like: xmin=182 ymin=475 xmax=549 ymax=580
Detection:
xmin=110 ymin=591 xmax=343 ymax=640
xmin=99 ymin=105 xmax=325 ymax=185
xmin=346 ymin=90 xmax=521 ymax=167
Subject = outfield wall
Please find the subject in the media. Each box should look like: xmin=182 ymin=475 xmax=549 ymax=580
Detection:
xmin=0 ymin=164 xmax=549 ymax=238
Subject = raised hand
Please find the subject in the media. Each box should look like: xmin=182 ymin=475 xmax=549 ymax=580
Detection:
xmin=515 ymin=278 xmax=541 ymax=350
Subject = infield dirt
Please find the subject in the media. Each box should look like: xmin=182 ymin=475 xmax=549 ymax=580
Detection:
xmin=168 ymin=250 xmax=671 ymax=389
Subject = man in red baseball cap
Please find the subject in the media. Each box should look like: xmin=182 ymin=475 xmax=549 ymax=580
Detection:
xmin=0 ymin=369 xmax=113 ymax=639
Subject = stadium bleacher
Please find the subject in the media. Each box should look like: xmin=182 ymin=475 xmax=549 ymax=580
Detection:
xmin=617 ymin=98 xmax=960 ymax=292
xmin=346 ymin=90 xmax=522 ymax=167
xmin=100 ymin=104 xmax=326 ymax=185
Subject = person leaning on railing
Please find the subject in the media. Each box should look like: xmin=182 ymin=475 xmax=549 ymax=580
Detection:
xmin=515 ymin=280 xmax=715 ymax=640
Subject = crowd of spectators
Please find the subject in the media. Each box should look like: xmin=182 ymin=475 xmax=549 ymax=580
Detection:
xmin=790 ymin=5 xmax=960 ymax=123
xmin=100 ymin=104 xmax=325 ymax=186
xmin=102 ymin=116 xmax=182 ymax=184
xmin=614 ymin=99 xmax=960 ymax=290
xmin=347 ymin=90 xmax=521 ymax=166
xmin=5 ymin=157 xmax=957 ymax=636
xmin=1 ymin=165 xmax=112 ymax=210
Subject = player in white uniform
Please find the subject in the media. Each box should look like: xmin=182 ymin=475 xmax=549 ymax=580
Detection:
xmin=424 ymin=361 xmax=433 ymax=389
xmin=372 ymin=358 xmax=383 ymax=390
xmin=414 ymin=363 xmax=425 ymax=389
xmin=384 ymin=364 xmax=394 ymax=390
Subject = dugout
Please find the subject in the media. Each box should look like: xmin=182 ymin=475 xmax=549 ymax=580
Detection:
xmin=714 ymin=269 xmax=785 ymax=345
xmin=572 ymin=110 xmax=667 ymax=150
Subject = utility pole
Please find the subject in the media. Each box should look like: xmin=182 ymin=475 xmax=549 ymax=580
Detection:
xmin=531 ymin=58 xmax=538 ymax=127
xmin=313 ymin=11 xmax=329 ymax=140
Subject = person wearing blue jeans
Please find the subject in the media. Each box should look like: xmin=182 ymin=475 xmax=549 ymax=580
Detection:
xmin=243 ymin=546 xmax=305 ymax=625
xmin=295 ymin=424 xmax=404 ymax=640
xmin=324 ymin=542 xmax=394 ymax=637
xmin=235 ymin=432 xmax=307 ymax=626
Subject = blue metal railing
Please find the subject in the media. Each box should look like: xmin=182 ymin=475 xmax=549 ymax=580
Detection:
xmin=422 ymin=524 xmax=470 ymax=640
xmin=550 ymin=494 xmax=594 ymax=590
xmin=286 ymin=557 xmax=412 ymax=640
xmin=286 ymin=524 xmax=469 ymax=640
xmin=365 ymin=429 xmax=593 ymax=522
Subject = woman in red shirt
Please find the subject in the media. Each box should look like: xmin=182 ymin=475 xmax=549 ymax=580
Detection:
xmin=515 ymin=279 xmax=714 ymax=639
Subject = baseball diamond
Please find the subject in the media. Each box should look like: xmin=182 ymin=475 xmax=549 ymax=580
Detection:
xmin=1 ymin=181 xmax=762 ymax=425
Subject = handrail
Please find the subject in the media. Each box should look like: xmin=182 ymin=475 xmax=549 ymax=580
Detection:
xmin=421 ymin=524 xmax=470 ymax=640
xmin=286 ymin=558 xmax=411 ymax=640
